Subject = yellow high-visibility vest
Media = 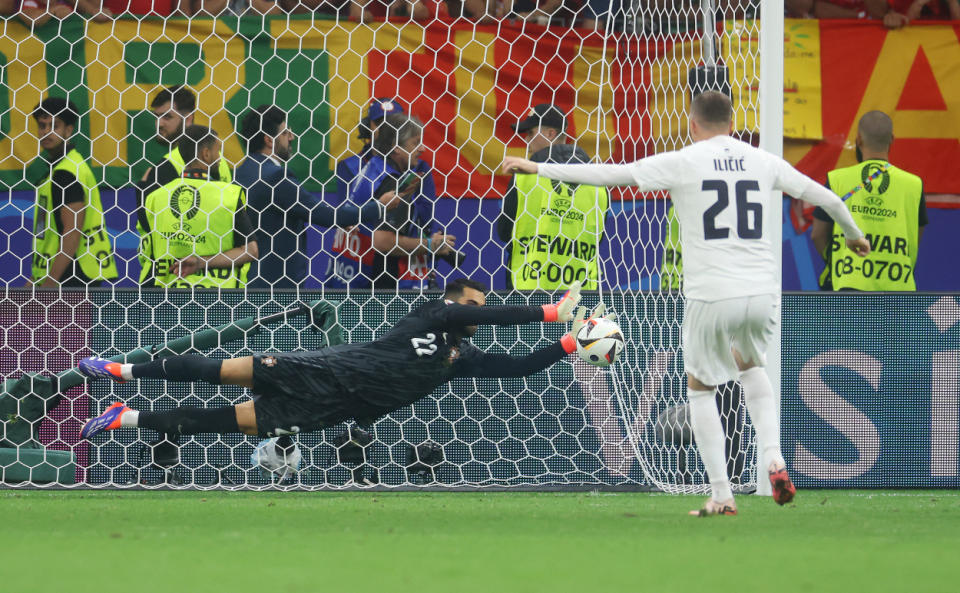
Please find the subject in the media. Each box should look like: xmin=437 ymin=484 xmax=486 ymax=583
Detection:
xmin=510 ymin=174 xmax=607 ymax=290
xmin=140 ymin=175 xmax=249 ymax=288
xmin=32 ymin=148 xmax=118 ymax=283
xmin=822 ymin=160 xmax=922 ymax=291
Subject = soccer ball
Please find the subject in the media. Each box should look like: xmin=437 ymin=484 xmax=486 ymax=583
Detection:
xmin=575 ymin=317 xmax=625 ymax=367
xmin=251 ymin=437 xmax=302 ymax=482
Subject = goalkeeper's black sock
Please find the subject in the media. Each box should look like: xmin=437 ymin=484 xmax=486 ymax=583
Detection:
xmin=137 ymin=406 xmax=240 ymax=436
xmin=127 ymin=355 xmax=223 ymax=384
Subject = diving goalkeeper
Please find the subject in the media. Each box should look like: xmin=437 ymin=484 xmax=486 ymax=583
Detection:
xmin=79 ymin=279 xmax=606 ymax=439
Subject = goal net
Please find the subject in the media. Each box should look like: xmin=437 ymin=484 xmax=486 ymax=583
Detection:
xmin=0 ymin=1 xmax=771 ymax=490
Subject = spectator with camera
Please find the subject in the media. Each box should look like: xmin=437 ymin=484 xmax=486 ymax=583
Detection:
xmin=330 ymin=98 xmax=405 ymax=208
xmin=325 ymin=113 xmax=457 ymax=290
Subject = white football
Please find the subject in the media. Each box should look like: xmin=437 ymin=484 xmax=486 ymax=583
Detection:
xmin=251 ymin=437 xmax=302 ymax=482
xmin=576 ymin=317 xmax=625 ymax=367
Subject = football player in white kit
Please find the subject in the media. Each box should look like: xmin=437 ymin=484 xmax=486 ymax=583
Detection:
xmin=502 ymin=91 xmax=871 ymax=516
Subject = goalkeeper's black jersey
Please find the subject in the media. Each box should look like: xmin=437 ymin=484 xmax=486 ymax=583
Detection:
xmin=292 ymin=299 xmax=566 ymax=424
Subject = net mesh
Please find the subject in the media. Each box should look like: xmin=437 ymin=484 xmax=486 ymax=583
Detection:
xmin=0 ymin=3 xmax=766 ymax=490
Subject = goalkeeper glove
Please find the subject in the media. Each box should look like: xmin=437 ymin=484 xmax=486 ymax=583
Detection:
xmin=561 ymin=303 xmax=617 ymax=353
xmin=542 ymin=280 xmax=582 ymax=322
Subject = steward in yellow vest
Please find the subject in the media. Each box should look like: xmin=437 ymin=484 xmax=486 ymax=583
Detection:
xmin=496 ymin=106 xmax=608 ymax=290
xmin=660 ymin=203 xmax=682 ymax=291
xmin=812 ymin=111 xmax=927 ymax=291
xmin=138 ymin=86 xmax=232 ymax=208
xmin=138 ymin=125 xmax=258 ymax=288
xmin=30 ymin=97 xmax=118 ymax=288
xmin=508 ymin=173 xmax=608 ymax=290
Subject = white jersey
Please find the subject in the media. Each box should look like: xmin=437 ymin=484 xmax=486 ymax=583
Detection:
xmin=538 ymin=135 xmax=863 ymax=302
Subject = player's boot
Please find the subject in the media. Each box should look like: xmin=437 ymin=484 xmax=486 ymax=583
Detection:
xmin=769 ymin=464 xmax=797 ymax=505
xmin=80 ymin=402 xmax=132 ymax=439
xmin=689 ymin=498 xmax=738 ymax=517
xmin=78 ymin=356 xmax=126 ymax=383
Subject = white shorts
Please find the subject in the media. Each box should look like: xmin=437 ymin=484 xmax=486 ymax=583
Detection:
xmin=682 ymin=293 xmax=780 ymax=386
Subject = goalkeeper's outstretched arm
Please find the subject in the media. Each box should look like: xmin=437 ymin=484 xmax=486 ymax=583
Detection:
xmin=462 ymin=340 xmax=574 ymax=378
xmin=435 ymin=280 xmax=582 ymax=328
xmin=455 ymin=304 xmax=609 ymax=378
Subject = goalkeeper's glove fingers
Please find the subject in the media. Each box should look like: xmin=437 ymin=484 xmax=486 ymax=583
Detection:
xmin=590 ymin=302 xmax=605 ymax=320
xmin=570 ymin=305 xmax=589 ymax=336
xmin=589 ymin=302 xmax=618 ymax=323
xmin=542 ymin=280 xmax=583 ymax=322
xmin=571 ymin=303 xmax=616 ymax=336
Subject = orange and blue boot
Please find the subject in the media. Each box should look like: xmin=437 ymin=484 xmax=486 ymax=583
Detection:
xmin=78 ymin=356 xmax=126 ymax=383
xmin=80 ymin=402 xmax=132 ymax=439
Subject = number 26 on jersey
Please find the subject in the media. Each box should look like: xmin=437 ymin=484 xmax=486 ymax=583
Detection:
xmin=701 ymin=179 xmax=763 ymax=240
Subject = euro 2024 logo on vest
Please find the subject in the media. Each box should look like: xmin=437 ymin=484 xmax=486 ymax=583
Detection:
xmin=169 ymin=185 xmax=202 ymax=232
xmin=546 ymin=181 xmax=582 ymax=220
xmin=862 ymin=163 xmax=890 ymax=195
xmin=549 ymin=179 xmax=578 ymax=201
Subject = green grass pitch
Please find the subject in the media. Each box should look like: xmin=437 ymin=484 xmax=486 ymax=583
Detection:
xmin=1 ymin=490 xmax=956 ymax=593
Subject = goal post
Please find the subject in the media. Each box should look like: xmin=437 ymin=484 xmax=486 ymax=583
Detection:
xmin=0 ymin=3 xmax=776 ymax=491
xmin=757 ymin=0 xmax=785 ymax=496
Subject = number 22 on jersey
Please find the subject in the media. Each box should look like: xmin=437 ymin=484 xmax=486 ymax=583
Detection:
xmin=411 ymin=332 xmax=447 ymax=357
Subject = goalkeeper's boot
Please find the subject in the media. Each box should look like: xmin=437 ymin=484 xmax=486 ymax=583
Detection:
xmin=769 ymin=464 xmax=797 ymax=505
xmin=78 ymin=356 xmax=126 ymax=383
xmin=689 ymin=498 xmax=738 ymax=517
xmin=81 ymin=402 xmax=131 ymax=439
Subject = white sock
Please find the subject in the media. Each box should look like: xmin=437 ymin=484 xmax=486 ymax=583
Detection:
xmin=739 ymin=367 xmax=785 ymax=469
xmin=688 ymin=388 xmax=733 ymax=502
xmin=120 ymin=409 xmax=139 ymax=428
xmin=120 ymin=363 xmax=135 ymax=381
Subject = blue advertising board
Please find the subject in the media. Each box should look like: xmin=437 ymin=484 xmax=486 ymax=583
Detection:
xmin=782 ymin=293 xmax=960 ymax=487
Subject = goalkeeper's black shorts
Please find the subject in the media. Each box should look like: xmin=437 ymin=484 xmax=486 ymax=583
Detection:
xmin=250 ymin=352 xmax=354 ymax=438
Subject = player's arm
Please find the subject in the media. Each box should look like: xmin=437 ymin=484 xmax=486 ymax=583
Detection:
xmin=373 ymin=230 xmax=421 ymax=256
xmin=503 ymin=152 xmax=680 ymax=192
xmin=457 ymin=305 xmax=608 ymax=378
xmin=811 ymin=218 xmax=832 ymax=259
xmin=496 ymin=178 xmax=518 ymax=243
xmin=19 ymin=3 xmax=53 ymax=27
xmin=774 ymin=160 xmax=870 ymax=256
xmin=136 ymin=166 xmax=161 ymax=231
xmin=177 ymin=241 xmax=258 ymax=274
xmin=918 ymin=188 xmax=928 ymax=245
xmin=435 ymin=282 xmax=582 ymax=328
xmin=459 ymin=341 xmax=572 ymax=378
xmin=502 ymin=157 xmax=636 ymax=186
xmin=43 ymin=201 xmax=85 ymax=288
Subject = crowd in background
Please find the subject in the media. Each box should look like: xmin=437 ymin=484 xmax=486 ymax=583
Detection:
xmin=23 ymin=87 xmax=612 ymax=292
xmin=1 ymin=0 xmax=957 ymax=32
